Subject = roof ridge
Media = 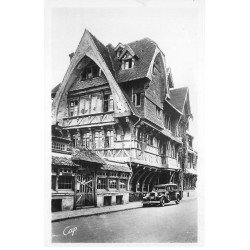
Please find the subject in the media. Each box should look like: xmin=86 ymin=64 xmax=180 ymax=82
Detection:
xmin=126 ymin=37 xmax=158 ymax=46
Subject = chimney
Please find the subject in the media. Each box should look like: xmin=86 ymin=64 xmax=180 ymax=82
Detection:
xmin=69 ymin=52 xmax=75 ymax=61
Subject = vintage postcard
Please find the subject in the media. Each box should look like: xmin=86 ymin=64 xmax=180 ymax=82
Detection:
xmin=45 ymin=0 xmax=204 ymax=245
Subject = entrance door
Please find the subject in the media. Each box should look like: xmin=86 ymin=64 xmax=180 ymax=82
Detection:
xmin=76 ymin=174 xmax=94 ymax=208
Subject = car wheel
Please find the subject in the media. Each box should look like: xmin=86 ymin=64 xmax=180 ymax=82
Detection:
xmin=143 ymin=204 xmax=148 ymax=207
xmin=175 ymin=196 xmax=180 ymax=204
xmin=160 ymin=197 xmax=165 ymax=207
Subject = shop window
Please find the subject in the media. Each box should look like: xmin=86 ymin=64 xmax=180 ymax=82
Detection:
xmin=69 ymin=100 xmax=79 ymax=117
xmin=105 ymin=130 xmax=114 ymax=148
xmin=132 ymin=93 xmax=141 ymax=107
xmin=58 ymin=176 xmax=73 ymax=190
xmin=97 ymin=178 xmax=106 ymax=189
xmin=104 ymin=94 xmax=114 ymax=112
xmin=116 ymin=195 xmax=123 ymax=205
xmin=109 ymin=179 xmax=117 ymax=189
xmin=120 ymin=180 xmax=127 ymax=189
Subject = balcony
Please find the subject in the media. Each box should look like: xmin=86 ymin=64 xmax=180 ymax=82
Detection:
xmin=161 ymin=155 xmax=180 ymax=170
xmin=62 ymin=111 xmax=115 ymax=128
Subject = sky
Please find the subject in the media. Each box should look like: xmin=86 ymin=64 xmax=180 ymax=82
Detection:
xmin=46 ymin=0 xmax=203 ymax=146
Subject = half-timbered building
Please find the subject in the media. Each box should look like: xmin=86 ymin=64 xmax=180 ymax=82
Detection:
xmin=51 ymin=29 xmax=198 ymax=212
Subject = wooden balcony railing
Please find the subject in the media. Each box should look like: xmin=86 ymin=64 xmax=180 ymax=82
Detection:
xmin=62 ymin=111 xmax=115 ymax=128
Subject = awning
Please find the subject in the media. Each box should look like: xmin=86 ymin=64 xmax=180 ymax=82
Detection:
xmin=52 ymin=156 xmax=79 ymax=167
xmin=72 ymin=149 xmax=106 ymax=165
xmin=101 ymin=160 xmax=132 ymax=173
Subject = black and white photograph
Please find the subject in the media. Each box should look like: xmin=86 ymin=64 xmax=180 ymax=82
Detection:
xmin=3 ymin=0 xmax=250 ymax=249
xmin=47 ymin=0 xmax=203 ymax=244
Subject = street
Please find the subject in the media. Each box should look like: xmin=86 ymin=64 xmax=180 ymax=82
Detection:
xmin=52 ymin=197 xmax=197 ymax=243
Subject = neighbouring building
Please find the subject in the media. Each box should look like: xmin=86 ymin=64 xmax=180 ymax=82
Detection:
xmin=51 ymin=29 xmax=198 ymax=212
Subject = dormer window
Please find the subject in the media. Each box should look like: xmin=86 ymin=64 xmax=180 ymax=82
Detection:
xmin=121 ymin=58 xmax=134 ymax=70
xmin=132 ymin=93 xmax=141 ymax=107
xmin=117 ymin=49 xmax=122 ymax=58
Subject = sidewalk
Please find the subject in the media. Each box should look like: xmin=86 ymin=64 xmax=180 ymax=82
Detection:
xmin=52 ymin=201 xmax=142 ymax=222
xmin=52 ymin=191 xmax=197 ymax=222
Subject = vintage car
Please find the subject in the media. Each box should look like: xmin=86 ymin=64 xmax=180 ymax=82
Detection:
xmin=142 ymin=184 xmax=182 ymax=207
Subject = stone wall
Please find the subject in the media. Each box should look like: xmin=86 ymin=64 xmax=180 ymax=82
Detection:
xmin=96 ymin=192 xmax=129 ymax=207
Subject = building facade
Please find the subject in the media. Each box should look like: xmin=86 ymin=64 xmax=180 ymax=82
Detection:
xmin=51 ymin=30 xmax=198 ymax=212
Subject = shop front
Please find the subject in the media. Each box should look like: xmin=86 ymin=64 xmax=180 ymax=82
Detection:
xmin=51 ymin=156 xmax=79 ymax=212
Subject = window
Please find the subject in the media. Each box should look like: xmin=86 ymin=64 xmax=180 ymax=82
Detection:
xmin=52 ymin=142 xmax=66 ymax=151
xmin=51 ymin=176 xmax=56 ymax=190
xmin=69 ymin=100 xmax=79 ymax=117
xmin=72 ymin=133 xmax=79 ymax=148
xmin=172 ymin=145 xmax=176 ymax=158
xmin=97 ymin=178 xmax=106 ymax=189
xmin=156 ymin=106 xmax=162 ymax=119
xmin=91 ymin=93 xmax=103 ymax=114
xmin=81 ymin=65 xmax=100 ymax=80
xmin=82 ymin=132 xmax=90 ymax=149
xmin=120 ymin=173 xmax=128 ymax=178
xmin=120 ymin=180 xmax=127 ymax=189
xmin=121 ymin=58 xmax=134 ymax=70
xmin=94 ymin=131 xmax=102 ymax=148
xmin=105 ymin=130 xmax=114 ymax=148
xmin=109 ymin=172 xmax=118 ymax=178
xmin=58 ymin=176 xmax=72 ymax=190
xmin=79 ymin=95 xmax=90 ymax=115
xmin=132 ymin=93 xmax=141 ymax=107
xmin=104 ymin=94 xmax=114 ymax=112
xmin=109 ymin=179 xmax=117 ymax=189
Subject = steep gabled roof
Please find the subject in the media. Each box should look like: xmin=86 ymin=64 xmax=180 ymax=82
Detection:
xmin=168 ymin=87 xmax=189 ymax=113
xmin=51 ymin=83 xmax=61 ymax=98
xmin=87 ymin=30 xmax=116 ymax=78
xmin=107 ymin=38 xmax=157 ymax=83
xmin=51 ymin=34 xmax=160 ymax=98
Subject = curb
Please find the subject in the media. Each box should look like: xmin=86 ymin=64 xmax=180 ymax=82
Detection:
xmin=52 ymin=205 xmax=143 ymax=223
